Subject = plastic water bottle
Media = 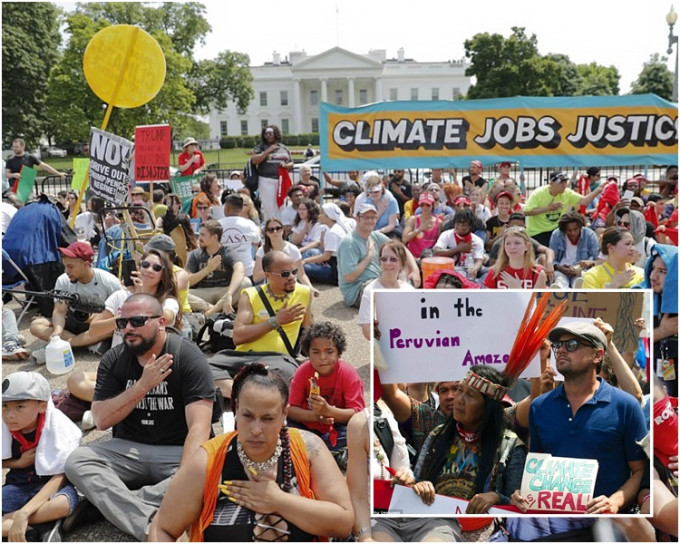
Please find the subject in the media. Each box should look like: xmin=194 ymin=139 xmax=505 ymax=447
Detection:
xmin=45 ymin=336 xmax=75 ymax=376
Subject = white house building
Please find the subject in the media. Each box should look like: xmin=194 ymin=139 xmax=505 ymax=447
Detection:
xmin=208 ymin=47 xmax=471 ymax=139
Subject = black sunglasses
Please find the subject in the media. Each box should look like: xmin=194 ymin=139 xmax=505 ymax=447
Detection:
xmin=551 ymin=339 xmax=594 ymax=353
xmin=266 ymin=226 xmax=283 ymax=233
xmin=115 ymin=315 xmax=161 ymax=330
xmin=269 ymin=269 xmax=298 ymax=278
xmin=617 ymin=221 xmax=631 ymax=228
xmin=140 ymin=260 xmax=163 ymax=272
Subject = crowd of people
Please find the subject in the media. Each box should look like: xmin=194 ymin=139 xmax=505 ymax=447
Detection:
xmin=1 ymin=133 xmax=678 ymax=542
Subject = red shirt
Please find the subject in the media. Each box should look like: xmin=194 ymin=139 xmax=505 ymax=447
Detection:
xmin=483 ymin=265 xmax=544 ymax=289
xmin=289 ymin=360 xmax=365 ymax=434
xmin=178 ymin=150 xmax=205 ymax=176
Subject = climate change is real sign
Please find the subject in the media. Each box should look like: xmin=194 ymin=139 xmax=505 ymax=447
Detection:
xmin=320 ymin=93 xmax=677 ymax=170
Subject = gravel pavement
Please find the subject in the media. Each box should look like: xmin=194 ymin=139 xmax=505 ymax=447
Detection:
xmin=2 ymin=283 xmax=370 ymax=541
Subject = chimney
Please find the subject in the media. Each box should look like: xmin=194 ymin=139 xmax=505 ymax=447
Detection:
xmin=273 ymin=51 xmax=280 ymax=65
xmin=397 ymin=47 xmax=405 ymax=62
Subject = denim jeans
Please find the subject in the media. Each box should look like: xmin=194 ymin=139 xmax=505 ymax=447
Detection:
xmin=2 ymin=482 xmax=79 ymax=515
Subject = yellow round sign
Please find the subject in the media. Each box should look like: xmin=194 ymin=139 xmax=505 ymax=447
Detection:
xmin=83 ymin=24 xmax=166 ymax=109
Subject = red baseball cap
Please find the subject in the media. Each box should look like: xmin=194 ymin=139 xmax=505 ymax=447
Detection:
xmin=453 ymin=195 xmax=471 ymax=206
xmin=494 ymin=191 xmax=515 ymax=203
xmin=499 ymin=161 xmax=511 ymax=168
xmin=419 ymin=192 xmax=435 ymax=206
xmin=58 ymin=242 xmax=94 ymax=263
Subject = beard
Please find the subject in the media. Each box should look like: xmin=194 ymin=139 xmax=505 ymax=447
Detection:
xmin=123 ymin=330 xmax=158 ymax=355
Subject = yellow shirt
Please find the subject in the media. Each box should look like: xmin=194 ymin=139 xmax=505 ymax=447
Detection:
xmin=582 ymin=261 xmax=645 ymax=289
xmin=236 ymin=283 xmax=311 ymax=353
xmin=172 ymin=264 xmax=192 ymax=314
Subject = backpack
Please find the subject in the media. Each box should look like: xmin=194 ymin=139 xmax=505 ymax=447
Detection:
xmin=244 ymin=159 xmax=259 ymax=194
xmin=196 ymin=312 xmax=237 ymax=353
xmin=373 ymin=403 xmax=394 ymax=459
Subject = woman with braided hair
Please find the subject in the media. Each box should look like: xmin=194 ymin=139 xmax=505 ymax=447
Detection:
xmin=151 ymin=362 xmax=354 ymax=542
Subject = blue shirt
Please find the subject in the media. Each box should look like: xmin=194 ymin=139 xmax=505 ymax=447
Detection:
xmin=529 ymin=378 xmax=646 ymax=498
xmin=337 ymin=230 xmax=389 ymax=305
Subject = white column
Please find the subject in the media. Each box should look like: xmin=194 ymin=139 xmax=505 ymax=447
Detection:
xmin=293 ymin=78 xmax=302 ymax=133
xmin=374 ymin=77 xmax=382 ymax=101
xmin=348 ymin=77 xmax=355 ymax=107
xmin=320 ymin=78 xmax=328 ymax=103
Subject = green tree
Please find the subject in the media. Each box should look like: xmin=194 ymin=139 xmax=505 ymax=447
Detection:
xmin=574 ymin=63 xmax=620 ymax=96
xmin=631 ymin=53 xmax=674 ymax=100
xmin=191 ymin=51 xmax=254 ymax=115
xmin=2 ymin=2 xmax=62 ymax=148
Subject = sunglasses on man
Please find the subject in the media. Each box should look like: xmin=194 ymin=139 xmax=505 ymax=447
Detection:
xmin=551 ymin=339 xmax=596 ymax=353
xmin=269 ymin=269 xmax=298 ymax=278
xmin=115 ymin=315 xmax=161 ymax=330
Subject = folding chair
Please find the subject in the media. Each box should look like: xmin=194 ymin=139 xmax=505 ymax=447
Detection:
xmin=2 ymin=249 xmax=37 ymax=327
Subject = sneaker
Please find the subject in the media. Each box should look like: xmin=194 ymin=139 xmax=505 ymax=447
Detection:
xmin=17 ymin=334 xmax=27 ymax=346
xmin=61 ymin=498 xmax=104 ymax=534
xmin=32 ymin=348 xmax=46 ymax=365
xmin=2 ymin=341 xmax=29 ymax=361
xmin=81 ymin=410 xmax=95 ymax=431
xmin=24 ymin=520 xmax=62 ymax=542
xmin=87 ymin=340 xmax=110 ymax=357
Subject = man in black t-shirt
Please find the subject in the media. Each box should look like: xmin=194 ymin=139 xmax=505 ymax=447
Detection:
xmin=462 ymin=159 xmax=487 ymax=197
xmin=186 ymin=219 xmax=250 ymax=316
xmin=387 ymin=169 xmax=412 ymax=217
xmin=4 ymin=138 xmax=66 ymax=189
xmin=64 ymin=294 xmax=215 ymax=540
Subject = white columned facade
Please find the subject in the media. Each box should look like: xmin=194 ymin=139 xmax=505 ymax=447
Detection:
xmin=320 ymin=78 xmax=328 ymax=103
xmin=374 ymin=77 xmax=382 ymax=101
xmin=292 ymin=78 xmax=302 ymax=133
xmin=348 ymin=77 xmax=355 ymax=107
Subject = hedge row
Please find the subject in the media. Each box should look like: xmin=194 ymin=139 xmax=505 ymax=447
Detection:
xmin=219 ymin=133 xmax=320 ymax=149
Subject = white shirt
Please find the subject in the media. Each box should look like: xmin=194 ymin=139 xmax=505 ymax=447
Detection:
xmin=256 ymin=241 xmax=302 ymax=262
xmin=357 ymin=278 xmax=415 ymax=325
xmin=219 ymin=216 xmax=261 ymax=276
xmin=1 ymin=202 xmax=17 ymax=235
xmin=433 ymin=230 xmax=485 ymax=261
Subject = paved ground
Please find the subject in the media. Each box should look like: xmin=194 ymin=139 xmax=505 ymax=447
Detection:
xmin=2 ymin=283 xmax=370 ymax=541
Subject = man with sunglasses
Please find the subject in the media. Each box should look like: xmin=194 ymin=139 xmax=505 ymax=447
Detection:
xmin=233 ymin=250 xmax=312 ymax=356
xmin=63 ymin=293 xmax=215 ymax=539
xmin=520 ymin=320 xmax=647 ymax=515
xmin=186 ymin=219 xmax=250 ymax=317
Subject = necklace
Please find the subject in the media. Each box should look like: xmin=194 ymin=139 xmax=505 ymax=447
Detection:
xmin=456 ymin=422 xmax=479 ymax=444
xmin=374 ymin=438 xmax=387 ymax=480
xmin=237 ymin=437 xmax=282 ymax=472
xmin=266 ymin=284 xmax=289 ymax=304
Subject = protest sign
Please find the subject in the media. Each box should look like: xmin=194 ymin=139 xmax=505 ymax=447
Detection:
xmin=15 ymin=166 xmax=37 ymax=203
xmin=71 ymin=158 xmax=90 ymax=192
xmin=88 ymin=127 xmax=133 ymax=205
xmin=387 ymin=484 xmax=507 ymax=516
xmin=375 ymin=291 xmax=540 ymax=384
xmin=134 ymin=124 xmax=171 ymax=181
xmin=320 ymin=94 xmax=678 ymax=170
xmin=519 ymin=453 xmax=598 ymax=513
xmin=170 ymin=174 xmax=195 ymax=205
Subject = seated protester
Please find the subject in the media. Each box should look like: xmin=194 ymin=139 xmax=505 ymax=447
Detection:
xmin=297 ymin=164 xmax=321 ymax=203
xmin=402 ymin=192 xmax=442 ymax=259
xmin=402 ymin=183 xmax=422 ymax=221
xmin=341 ymin=183 xmax=360 ymax=217
xmin=337 ymin=203 xmax=421 ymax=308
xmin=363 ymin=174 xmax=401 ymax=238
xmin=29 ymin=242 xmax=123 ymax=358
xmin=151 ymin=189 xmax=167 ymax=219
xmin=485 ymin=191 xmax=515 ymax=251
xmin=417 ymin=183 xmax=454 ymax=220
xmin=2 ymin=372 xmax=82 ymax=542
xmin=469 ymin=187 xmax=491 ymax=233
xmin=89 ymin=249 xmax=181 ymax=347
xmin=590 ymin=175 xmax=621 ymax=234
xmin=442 ymin=183 xmax=463 ymax=213
xmin=190 ymin=173 xmax=221 ymax=219
xmin=192 ymin=193 xmax=213 ymax=225
xmin=288 ymin=323 xmax=365 ymax=464
xmin=63 ymin=294 xmax=215 ymax=540
xmin=461 ymin=159 xmax=488 ymax=197
xmin=218 ymin=193 xmax=261 ymax=280
xmin=424 ymin=269 xmax=481 ymax=289
xmin=233 ymin=250 xmax=313 ymax=357
xmin=387 ymin=169 xmax=412 ymax=218
xmin=253 ymin=218 xmax=317 ymax=294
xmin=150 ymin=363 xmax=354 ymax=542
xmin=281 ymin=185 xmax=305 ymax=238
xmin=290 ymin=199 xmax=326 ymax=255
xmin=433 ymin=208 xmax=485 ymax=281
xmin=582 ymin=226 xmax=645 ymax=289
xmin=156 ymin=193 xmax=198 ymax=254
xmin=482 ymin=226 xmax=547 ymax=289
xmin=2 ymin=303 xmax=29 ymax=361
xmin=130 ymin=187 xmax=151 ymax=209
xmin=236 ymin=190 xmax=261 ymax=225
xmin=549 ymin=212 xmax=600 ymax=289
xmin=614 ymin=207 xmax=656 ymax=268
xmin=441 ymin=195 xmax=488 ymax=242
xmin=186 ymin=220 xmax=250 ymax=317
xmin=74 ymin=196 xmax=105 ymax=249
xmin=302 ymin=203 xmax=353 ymax=285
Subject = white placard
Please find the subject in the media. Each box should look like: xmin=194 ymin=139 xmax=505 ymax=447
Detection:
xmin=387 ymin=484 xmax=507 ymax=515
xmin=375 ymin=290 xmax=542 ymax=384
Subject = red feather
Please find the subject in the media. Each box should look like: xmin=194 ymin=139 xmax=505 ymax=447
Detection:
xmin=504 ymin=294 xmax=568 ymax=383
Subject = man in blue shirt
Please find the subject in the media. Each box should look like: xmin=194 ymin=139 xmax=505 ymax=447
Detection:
xmin=522 ymin=320 xmax=647 ymax=514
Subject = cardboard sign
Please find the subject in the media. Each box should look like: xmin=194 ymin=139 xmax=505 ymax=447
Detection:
xmin=320 ymin=94 xmax=678 ymax=170
xmin=375 ymin=291 xmax=541 ymax=384
xmin=387 ymin=484 xmax=507 ymax=516
xmin=134 ymin=124 xmax=171 ymax=181
xmin=520 ymin=453 xmax=598 ymax=513
xmin=88 ymin=128 xmax=133 ymax=205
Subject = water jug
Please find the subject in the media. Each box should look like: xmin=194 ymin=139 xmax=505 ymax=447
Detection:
xmin=45 ymin=336 xmax=75 ymax=376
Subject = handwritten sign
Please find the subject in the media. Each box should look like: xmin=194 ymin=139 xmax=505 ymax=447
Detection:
xmin=170 ymin=174 xmax=195 ymax=205
xmin=134 ymin=124 xmax=171 ymax=181
xmin=375 ymin=291 xmax=540 ymax=384
xmin=519 ymin=453 xmax=598 ymax=513
xmin=88 ymin=127 xmax=133 ymax=205
xmin=387 ymin=484 xmax=507 ymax=516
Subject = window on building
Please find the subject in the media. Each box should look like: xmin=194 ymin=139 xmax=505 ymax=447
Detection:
xmin=390 ymin=88 xmax=398 ymax=101
xmin=311 ymin=118 xmax=319 ymax=133
xmin=280 ymin=90 xmax=288 ymax=106
xmin=411 ymin=88 xmax=419 ymax=101
xmin=240 ymin=120 xmax=248 ymax=135
xmin=220 ymin=121 xmax=228 ymax=136
xmin=431 ymin=88 xmax=439 ymax=101
xmin=335 ymin=89 xmax=343 ymax=105
xmin=259 ymin=92 xmax=268 ymax=106
xmin=281 ymin=119 xmax=290 ymax=134
xmin=261 ymin=119 xmax=269 ymax=130
xmin=452 ymin=87 xmax=461 ymax=100
xmin=310 ymin=90 xmax=319 ymax=106
xmin=359 ymin=89 xmax=368 ymax=105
